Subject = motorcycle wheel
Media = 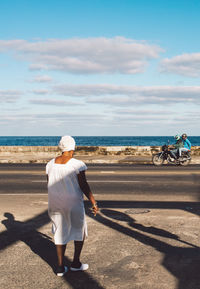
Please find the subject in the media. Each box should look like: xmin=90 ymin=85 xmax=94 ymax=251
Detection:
xmin=152 ymin=154 xmax=164 ymax=166
xmin=179 ymin=159 xmax=191 ymax=166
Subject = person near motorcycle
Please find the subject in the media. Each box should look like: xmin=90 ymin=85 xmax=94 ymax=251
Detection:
xmin=179 ymin=133 xmax=191 ymax=157
xmin=170 ymin=135 xmax=184 ymax=160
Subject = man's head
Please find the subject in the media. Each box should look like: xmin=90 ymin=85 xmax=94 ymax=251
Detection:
xmin=182 ymin=133 xmax=187 ymax=140
xmin=174 ymin=135 xmax=180 ymax=141
xmin=58 ymin=136 xmax=76 ymax=152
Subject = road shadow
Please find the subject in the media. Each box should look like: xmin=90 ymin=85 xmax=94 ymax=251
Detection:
xmin=85 ymin=207 xmax=200 ymax=289
xmin=1 ymin=199 xmax=199 ymax=289
xmin=101 ymin=209 xmax=199 ymax=248
xmin=1 ymin=211 xmax=104 ymax=289
xmin=87 ymin=200 xmax=200 ymax=216
xmin=0 ymin=210 xmax=50 ymax=251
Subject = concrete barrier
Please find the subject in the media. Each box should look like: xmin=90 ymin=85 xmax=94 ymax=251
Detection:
xmin=0 ymin=146 xmax=200 ymax=164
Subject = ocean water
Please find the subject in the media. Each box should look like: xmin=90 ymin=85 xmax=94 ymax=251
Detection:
xmin=0 ymin=136 xmax=200 ymax=146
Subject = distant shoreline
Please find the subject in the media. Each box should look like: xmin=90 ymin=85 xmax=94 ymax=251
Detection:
xmin=0 ymin=145 xmax=200 ymax=164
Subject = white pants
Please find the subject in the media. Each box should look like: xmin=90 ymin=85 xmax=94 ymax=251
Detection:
xmin=179 ymin=148 xmax=189 ymax=157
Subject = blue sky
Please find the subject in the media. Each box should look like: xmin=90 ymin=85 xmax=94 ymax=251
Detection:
xmin=0 ymin=0 xmax=200 ymax=136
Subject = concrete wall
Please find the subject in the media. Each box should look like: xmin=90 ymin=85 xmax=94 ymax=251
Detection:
xmin=0 ymin=146 xmax=200 ymax=163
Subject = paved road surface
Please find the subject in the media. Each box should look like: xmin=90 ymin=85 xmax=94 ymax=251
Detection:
xmin=0 ymin=164 xmax=199 ymax=201
xmin=0 ymin=164 xmax=200 ymax=289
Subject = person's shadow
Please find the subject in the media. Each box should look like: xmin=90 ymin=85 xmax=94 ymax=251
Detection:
xmin=1 ymin=212 xmax=105 ymax=289
xmin=88 ymin=208 xmax=200 ymax=289
xmin=2 ymin=212 xmax=58 ymax=272
xmin=101 ymin=209 xmax=199 ymax=248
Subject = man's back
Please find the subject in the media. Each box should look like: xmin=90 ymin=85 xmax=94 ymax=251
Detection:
xmin=174 ymin=139 xmax=184 ymax=149
xmin=183 ymin=138 xmax=191 ymax=150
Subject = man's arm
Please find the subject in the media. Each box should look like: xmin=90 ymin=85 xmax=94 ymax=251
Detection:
xmin=77 ymin=171 xmax=98 ymax=215
xmin=186 ymin=139 xmax=191 ymax=150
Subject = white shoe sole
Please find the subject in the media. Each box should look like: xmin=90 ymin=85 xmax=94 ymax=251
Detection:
xmin=57 ymin=266 xmax=68 ymax=276
xmin=70 ymin=263 xmax=89 ymax=271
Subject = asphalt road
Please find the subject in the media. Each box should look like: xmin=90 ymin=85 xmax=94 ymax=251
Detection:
xmin=0 ymin=164 xmax=199 ymax=289
xmin=0 ymin=164 xmax=199 ymax=200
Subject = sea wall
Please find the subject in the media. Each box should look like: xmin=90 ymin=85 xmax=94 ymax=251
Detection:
xmin=0 ymin=146 xmax=200 ymax=164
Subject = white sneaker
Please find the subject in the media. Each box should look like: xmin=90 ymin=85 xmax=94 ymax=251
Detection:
xmin=70 ymin=263 xmax=89 ymax=271
xmin=57 ymin=266 xmax=68 ymax=276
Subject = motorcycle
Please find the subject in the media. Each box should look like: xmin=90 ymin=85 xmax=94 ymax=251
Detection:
xmin=152 ymin=144 xmax=191 ymax=166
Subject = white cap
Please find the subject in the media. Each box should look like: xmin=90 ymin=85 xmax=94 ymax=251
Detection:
xmin=58 ymin=136 xmax=76 ymax=152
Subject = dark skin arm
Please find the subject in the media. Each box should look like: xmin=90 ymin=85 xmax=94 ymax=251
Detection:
xmin=77 ymin=171 xmax=99 ymax=216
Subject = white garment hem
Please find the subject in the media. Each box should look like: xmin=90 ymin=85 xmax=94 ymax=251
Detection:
xmin=54 ymin=233 xmax=88 ymax=245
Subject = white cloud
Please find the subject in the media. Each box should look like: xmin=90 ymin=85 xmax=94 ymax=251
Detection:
xmin=0 ymin=112 xmax=108 ymax=125
xmin=31 ymin=89 xmax=49 ymax=95
xmin=31 ymin=75 xmax=52 ymax=83
xmin=29 ymin=99 xmax=81 ymax=106
xmin=0 ymin=37 xmax=162 ymax=74
xmin=1 ymin=108 xmax=199 ymax=136
xmin=52 ymin=84 xmax=200 ymax=105
xmin=0 ymin=110 xmax=186 ymax=128
xmin=0 ymin=90 xmax=22 ymax=103
xmin=114 ymin=109 xmax=173 ymax=115
xmin=161 ymin=52 xmax=200 ymax=77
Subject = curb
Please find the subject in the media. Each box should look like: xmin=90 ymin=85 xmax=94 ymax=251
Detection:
xmin=0 ymin=159 xmax=199 ymax=165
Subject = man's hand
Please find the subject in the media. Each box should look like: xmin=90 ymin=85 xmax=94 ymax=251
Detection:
xmin=91 ymin=203 xmax=99 ymax=216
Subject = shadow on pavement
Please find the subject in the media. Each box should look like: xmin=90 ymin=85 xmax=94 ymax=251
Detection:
xmin=0 ymin=210 xmax=50 ymax=251
xmin=90 ymin=200 xmax=200 ymax=216
xmin=85 ymin=206 xmax=200 ymax=289
xmin=1 ymin=198 xmax=200 ymax=289
xmin=101 ymin=209 xmax=199 ymax=248
xmin=1 ymin=211 xmax=105 ymax=289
